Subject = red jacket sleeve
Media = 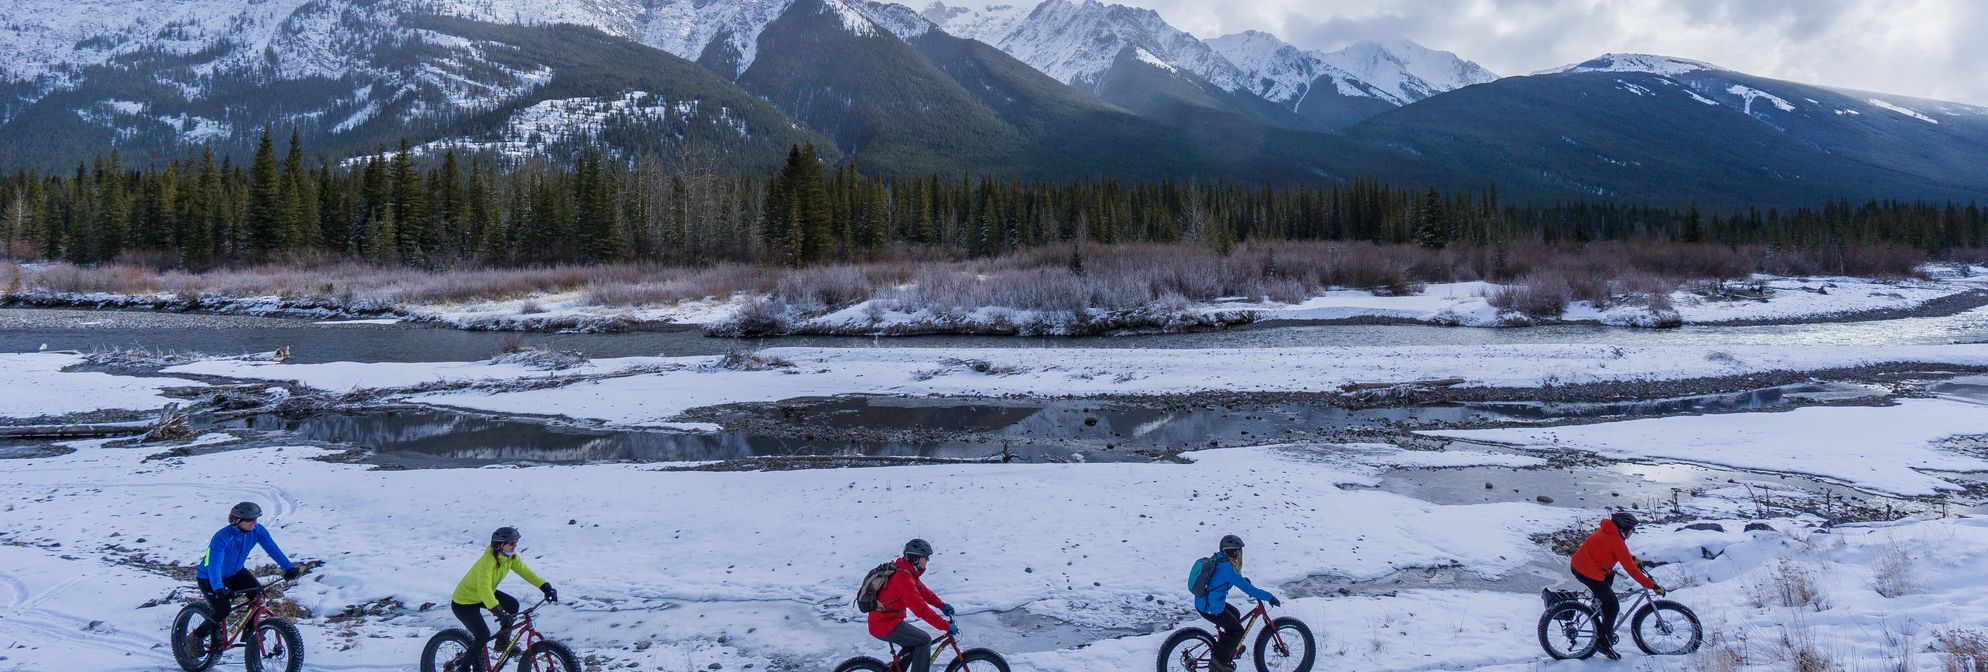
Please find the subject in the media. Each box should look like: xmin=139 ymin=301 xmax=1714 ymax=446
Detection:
xmin=884 ymin=572 xmax=950 ymax=631
xmin=1609 ymin=535 xmax=1657 ymax=589
xmin=917 ymin=576 xmax=944 ymax=610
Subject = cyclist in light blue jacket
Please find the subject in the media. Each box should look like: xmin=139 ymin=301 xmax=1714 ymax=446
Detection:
xmin=186 ymin=502 xmax=299 ymax=654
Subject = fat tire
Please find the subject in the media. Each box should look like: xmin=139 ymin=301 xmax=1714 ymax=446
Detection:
xmin=1536 ymin=602 xmax=1600 ymax=660
xmin=244 ymin=617 xmax=304 ymax=672
xmin=170 ymin=603 xmax=222 ymax=672
xmin=1630 ymin=600 xmax=1703 ymax=655
xmin=945 ymin=648 xmax=1010 ymax=672
xmin=1252 ymin=617 xmax=1315 ymax=672
xmin=523 ymin=640 xmax=582 ymax=672
xmin=1157 ymin=627 xmax=1218 ymax=672
xmin=832 ymin=656 xmax=890 ymax=672
xmin=420 ymin=628 xmax=477 ymax=672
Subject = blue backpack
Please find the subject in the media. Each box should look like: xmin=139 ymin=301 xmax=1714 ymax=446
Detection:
xmin=1188 ymin=553 xmax=1228 ymax=597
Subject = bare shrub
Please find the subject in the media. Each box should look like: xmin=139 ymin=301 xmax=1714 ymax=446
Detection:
xmin=1937 ymin=628 xmax=1988 ymax=672
xmin=1488 ymin=272 xmax=1571 ymax=318
xmin=1779 ymin=620 xmax=1838 ymax=672
xmin=517 ymin=299 xmax=545 ymax=315
xmin=1747 ymin=559 xmax=1829 ymax=611
xmin=1872 ymin=537 xmax=1917 ymax=598
xmin=773 ymin=266 xmax=873 ymax=312
xmin=489 ymin=345 xmax=588 ymax=370
xmin=1692 ymin=628 xmax=1749 ymax=672
xmin=715 ymin=350 xmax=794 ymax=371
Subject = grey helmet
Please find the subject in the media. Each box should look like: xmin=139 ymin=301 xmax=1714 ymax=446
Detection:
xmin=1220 ymin=534 xmax=1245 ymax=552
xmin=903 ymin=538 xmax=934 ymax=558
xmin=230 ymin=501 xmax=263 ymax=521
xmin=1610 ymin=512 xmax=1639 ymax=534
xmin=491 ymin=526 xmax=522 ymax=545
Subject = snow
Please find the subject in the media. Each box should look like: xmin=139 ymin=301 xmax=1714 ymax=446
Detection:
xmin=1542 ymin=53 xmax=1724 ymax=77
xmin=1870 ymin=97 xmax=1941 ymax=124
xmin=1316 ymin=39 xmax=1499 ymax=105
xmin=0 ymin=352 xmax=203 ymax=419
xmin=1428 ymin=399 xmax=1988 ymax=496
xmin=1616 ymin=79 xmax=1652 ymax=96
xmin=1728 ymin=83 xmax=1797 ymax=114
xmin=0 ymin=438 xmax=1582 ymax=671
xmin=1683 ymin=88 xmax=1721 ymax=106
xmin=927 ymin=0 xmax=1249 ymax=91
xmin=154 ymin=343 xmax=1988 ymax=429
xmin=1130 ymin=46 xmax=1176 ymax=72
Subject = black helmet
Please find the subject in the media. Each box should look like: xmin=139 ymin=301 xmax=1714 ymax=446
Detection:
xmin=230 ymin=502 xmax=262 ymax=521
xmin=903 ymin=538 xmax=933 ymax=558
xmin=1610 ymin=512 xmax=1639 ymax=533
xmin=1220 ymin=534 xmax=1245 ymax=552
xmin=491 ymin=526 xmax=522 ymax=545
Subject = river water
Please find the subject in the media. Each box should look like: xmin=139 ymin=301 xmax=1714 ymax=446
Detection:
xmin=5 ymin=305 xmax=1988 ymax=363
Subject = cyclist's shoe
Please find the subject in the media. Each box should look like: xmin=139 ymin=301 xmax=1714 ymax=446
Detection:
xmin=183 ymin=632 xmax=208 ymax=656
xmin=1595 ymin=637 xmax=1622 ymax=661
xmin=1210 ymin=658 xmax=1236 ymax=672
xmin=1233 ymin=644 xmax=1246 ymax=661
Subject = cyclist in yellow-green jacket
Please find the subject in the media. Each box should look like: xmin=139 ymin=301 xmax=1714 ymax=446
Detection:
xmin=452 ymin=526 xmax=557 ymax=668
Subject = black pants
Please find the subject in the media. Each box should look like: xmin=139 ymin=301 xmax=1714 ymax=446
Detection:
xmin=1201 ymin=605 xmax=1245 ymax=664
xmin=193 ymin=569 xmax=261 ymax=638
xmin=452 ymin=590 xmax=520 ymax=665
xmin=1575 ymin=570 xmax=1619 ymax=646
xmin=879 ymin=622 xmax=934 ymax=672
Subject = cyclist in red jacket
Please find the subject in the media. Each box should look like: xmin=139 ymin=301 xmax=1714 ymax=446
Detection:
xmin=866 ymin=539 xmax=955 ymax=672
xmin=1571 ymin=512 xmax=1665 ymax=660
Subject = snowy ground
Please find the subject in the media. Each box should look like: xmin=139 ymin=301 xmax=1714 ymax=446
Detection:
xmin=8 ymin=343 xmax=1988 ymax=671
xmin=160 ymin=343 xmax=1988 ymax=427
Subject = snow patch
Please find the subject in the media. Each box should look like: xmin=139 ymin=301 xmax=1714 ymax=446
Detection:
xmin=1869 ymin=97 xmax=1940 ymax=124
xmin=1727 ymin=84 xmax=1796 ymax=115
xmin=1543 ymin=53 xmax=1722 ymax=76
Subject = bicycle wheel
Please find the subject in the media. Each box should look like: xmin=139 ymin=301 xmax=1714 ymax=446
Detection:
xmin=946 ymin=648 xmax=1010 ymax=672
xmin=420 ymin=628 xmax=477 ymax=672
xmin=244 ymin=617 xmax=305 ymax=672
xmin=524 ymin=640 xmax=582 ymax=672
xmin=1536 ymin=602 xmax=1600 ymax=660
xmin=1157 ymin=627 xmax=1218 ymax=672
xmin=1631 ymin=601 xmax=1703 ymax=655
xmin=832 ymin=656 xmax=890 ymax=672
xmin=170 ymin=603 xmax=222 ymax=672
xmin=1253 ymin=617 xmax=1315 ymax=672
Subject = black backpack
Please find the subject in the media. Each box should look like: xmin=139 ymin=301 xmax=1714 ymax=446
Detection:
xmin=856 ymin=562 xmax=899 ymax=613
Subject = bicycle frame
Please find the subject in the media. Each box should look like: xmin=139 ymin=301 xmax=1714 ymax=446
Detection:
xmin=213 ymin=584 xmax=282 ymax=652
xmin=479 ymin=598 xmax=551 ymax=671
xmin=1189 ymin=601 xmax=1285 ymax=667
xmin=886 ymin=631 xmax=965 ymax=671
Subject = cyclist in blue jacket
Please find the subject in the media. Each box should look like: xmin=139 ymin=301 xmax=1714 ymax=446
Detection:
xmin=1197 ymin=535 xmax=1279 ymax=672
xmin=185 ymin=501 xmax=300 ymax=654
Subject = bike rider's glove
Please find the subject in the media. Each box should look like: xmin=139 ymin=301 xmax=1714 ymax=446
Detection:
xmin=541 ymin=583 xmax=559 ymax=603
xmin=1653 ymin=585 xmax=1667 ymax=597
xmin=283 ymin=566 xmax=302 ymax=581
xmin=947 ymin=622 xmax=960 ymax=636
xmin=213 ymin=587 xmax=236 ymax=602
xmin=941 ymin=602 xmax=955 ymax=617
xmin=492 ymin=605 xmax=516 ymax=625
xmin=1269 ymin=597 xmax=1282 ymax=607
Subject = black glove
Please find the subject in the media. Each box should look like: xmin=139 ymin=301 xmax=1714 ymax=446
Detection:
xmin=283 ymin=566 xmax=302 ymax=581
xmin=1269 ymin=597 xmax=1282 ymax=607
xmin=213 ymin=587 xmax=236 ymax=602
xmin=541 ymin=583 xmax=559 ymax=603
xmin=492 ymin=605 xmax=515 ymax=624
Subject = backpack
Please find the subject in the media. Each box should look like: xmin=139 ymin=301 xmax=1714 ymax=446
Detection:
xmin=856 ymin=562 xmax=899 ymax=613
xmin=1188 ymin=553 xmax=1228 ymax=598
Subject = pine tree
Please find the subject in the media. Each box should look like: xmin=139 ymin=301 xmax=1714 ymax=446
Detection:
xmin=246 ymin=126 xmax=282 ymax=254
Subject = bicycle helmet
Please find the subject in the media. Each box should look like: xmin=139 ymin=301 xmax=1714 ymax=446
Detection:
xmin=491 ymin=526 xmax=522 ymax=545
xmin=1220 ymin=534 xmax=1245 ymax=552
xmin=230 ymin=501 xmax=263 ymax=521
xmin=903 ymin=538 xmax=934 ymax=558
xmin=1610 ymin=512 xmax=1639 ymax=534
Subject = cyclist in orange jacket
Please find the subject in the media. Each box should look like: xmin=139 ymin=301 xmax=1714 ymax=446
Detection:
xmin=1571 ymin=512 xmax=1665 ymax=660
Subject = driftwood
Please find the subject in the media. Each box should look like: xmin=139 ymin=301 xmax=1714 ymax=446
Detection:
xmin=0 ymin=403 xmax=194 ymax=441
xmin=1339 ymin=378 xmax=1466 ymax=392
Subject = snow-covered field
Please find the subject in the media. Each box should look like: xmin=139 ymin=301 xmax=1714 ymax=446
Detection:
xmin=161 ymin=343 xmax=1988 ymax=427
xmin=7 ymin=336 xmax=1988 ymax=671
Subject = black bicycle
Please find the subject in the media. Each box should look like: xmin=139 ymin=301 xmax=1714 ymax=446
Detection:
xmin=1537 ymin=586 xmax=1701 ymax=659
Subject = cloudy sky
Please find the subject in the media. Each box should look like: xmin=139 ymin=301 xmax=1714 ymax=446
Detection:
xmin=1101 ymin=0 xmax=1988 ymax=106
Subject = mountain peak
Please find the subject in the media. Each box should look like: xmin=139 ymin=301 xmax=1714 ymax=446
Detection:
xmin=1316 ymin=37 xmax=1498 ymax=105
xmin=1542 ymin=53 xmax=1727 ymax=77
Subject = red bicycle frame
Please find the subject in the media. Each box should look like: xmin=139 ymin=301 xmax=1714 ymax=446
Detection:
xmin=1196 ymin=602 xmax=1290 ymax=668
xmin=884 ymin=632 xmax=965 ymax=672
xmin=466 ymin=599 xmax=552 ymax=672
xmin=212 ymin=586 xmax=281 ymax=653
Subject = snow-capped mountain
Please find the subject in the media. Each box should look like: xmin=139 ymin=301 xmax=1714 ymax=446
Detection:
xmin=923 ymin=1 xmax=1494 ymax=129
xmin=1351 ymin=52 xmax=1988 ymax=205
